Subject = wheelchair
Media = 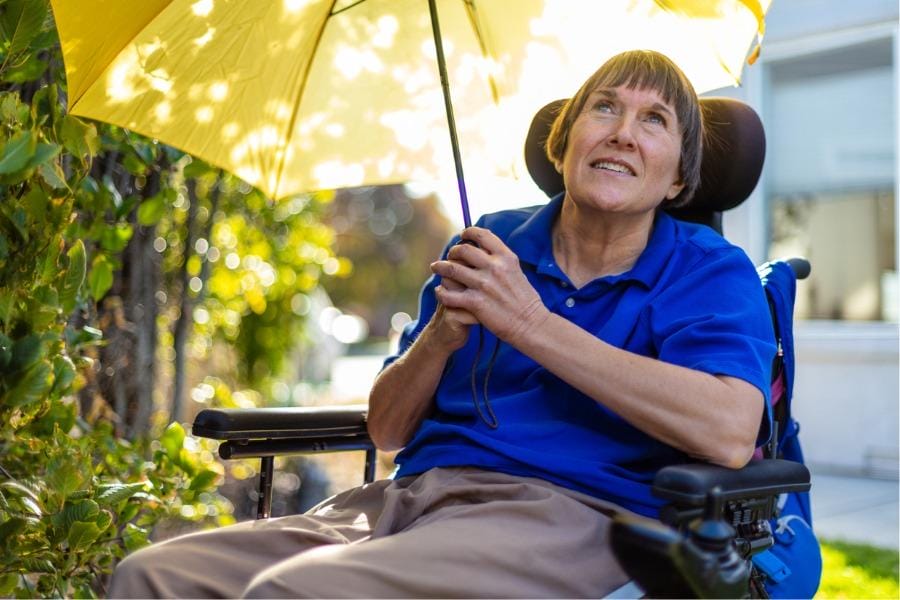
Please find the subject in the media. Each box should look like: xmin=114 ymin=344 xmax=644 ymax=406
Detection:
xmin=192 ymin=97 xmax=814 ymax=598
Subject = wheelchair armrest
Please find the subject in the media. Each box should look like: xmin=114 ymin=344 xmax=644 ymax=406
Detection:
xmin=192 ymin=404 xmax=374 ymax=518
xmin=653 ymin=459 xmax=810 ymax=507
xmin=192 ymin=404 xmax=369 ymax=441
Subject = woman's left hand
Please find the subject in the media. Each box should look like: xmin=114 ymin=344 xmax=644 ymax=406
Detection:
xmin=431 ymin=227 xmax=549 ymax=346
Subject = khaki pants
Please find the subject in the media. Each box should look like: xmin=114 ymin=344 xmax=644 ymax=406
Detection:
xmin=109 ymin=467 xmax=631 ymax=598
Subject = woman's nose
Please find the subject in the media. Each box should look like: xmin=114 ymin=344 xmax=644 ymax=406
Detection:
xmin=607 ymin=117 xmax=637 ymax=148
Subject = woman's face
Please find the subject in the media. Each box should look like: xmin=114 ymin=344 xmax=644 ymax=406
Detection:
xmin=561 ymin=85 xmax=685 ymax=218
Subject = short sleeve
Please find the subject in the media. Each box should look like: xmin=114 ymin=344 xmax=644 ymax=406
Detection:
xmin=647 ymin=247 xmax=777 ymax=446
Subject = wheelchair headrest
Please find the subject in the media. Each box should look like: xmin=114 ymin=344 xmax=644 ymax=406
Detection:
xmin=524 ymin=97 xmax=766 ymax=217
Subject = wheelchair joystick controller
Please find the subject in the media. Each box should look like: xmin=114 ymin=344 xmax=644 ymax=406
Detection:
xmin=681 ymin=486 xmax=753 ymax=598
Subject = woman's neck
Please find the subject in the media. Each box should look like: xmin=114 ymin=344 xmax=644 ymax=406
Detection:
xmin=552 ymin=199 xmax=655 ymax=288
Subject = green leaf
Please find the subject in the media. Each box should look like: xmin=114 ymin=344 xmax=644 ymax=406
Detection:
xmin=7 ymin=333 xmax=42 ymax=374
xmin=66 ymin=521 xmax=101 ymax=550
xmin=25 ymin=182 xmax=47 ymax=208
xmin=31 ymin=83 xmax=60 ymax=126
xmin=50 ymin=354 xmax=77 ymax=397
xmin=0 ymin=480 xmax=39 ymax=502
xmin=122 ymin=152 xmax=148 ymax=177
xmin=0 ymin=130 xmax=35 ymax=174
xmin=25 ymin=142 xmax=60 ymax=169
xmin=59 ymin=115 xmax=99 ymax=159
xmin=3 ymin=361 xmax=53 ymax=407
xmin=88 ymin=254 xmax=114 ymax=300
xmin=119 ymin=501 xmax=141 ymax=523
xmin=188 ymin=469 xmax=219 ymax=492
xmin=0 ymin=517 xmax=28 ymax=548
xmin=94 ymin=482 xmax=148 ymax=507
xmin=38 ymin=160 xmax=67 ymax=189
xmin=52 ymin=499 xmax=99 ymax=532
xmin=59 ymin=240 xmax=86 ymax=313
xmin=0 ymin=0 xmax=49 ymax=60
xmin=122 ymin=523 xmax=149 ymax=553
xmin=2 ymin=54 xmax=48 ymax=85
xmin=159 ymin=422 xmax=185 ymax=460
xmin=73 ymin=583 xmax=98 ymax=600
xmin=136 ymin=194 xmax=166 ymax=226
xmin=0 ymin=93 xmax=23 ymax=124
xmin=47 ymin=459 xmax=87 ymax=498
xmin=32 ymin=289 xmax=56 ymax=312
xmin=183 ymin=158 xmax=211 ymax=180
xmin=99 ymin=223 xmax=133 ymax=253
xmin=0 ymin=572 xmax=18 ymax=596
xmin=0 ymin=203 xmax=28 ymax=241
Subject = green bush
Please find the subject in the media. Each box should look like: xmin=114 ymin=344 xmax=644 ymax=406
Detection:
xmin=0 ymin=4 xmax=230 ymax=596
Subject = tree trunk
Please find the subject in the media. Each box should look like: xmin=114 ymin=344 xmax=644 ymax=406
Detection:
xmin=123 ymin=167 xmax=162 ymax=438
xmin=171 ymin=174 xmax=221 ymax=423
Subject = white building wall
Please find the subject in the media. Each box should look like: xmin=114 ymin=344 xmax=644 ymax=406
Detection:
xmin=719 ymin=1 xmax=900 ymax=477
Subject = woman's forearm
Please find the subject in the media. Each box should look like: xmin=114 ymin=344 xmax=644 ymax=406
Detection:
xmin=512 ymin=312 xmax=764 ymax=468
xmin=367 ymin=324 xmax=455 ymax=451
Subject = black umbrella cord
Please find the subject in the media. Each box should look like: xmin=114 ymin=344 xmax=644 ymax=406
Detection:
xmin=469 ymin=326 xmax=501 ymax=429
xmin=428 ymin=0 xmax=473 ymax=228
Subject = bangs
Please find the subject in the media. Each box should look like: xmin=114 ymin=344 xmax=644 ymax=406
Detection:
xmin=591 ymin=52 xmax=692 ymax=122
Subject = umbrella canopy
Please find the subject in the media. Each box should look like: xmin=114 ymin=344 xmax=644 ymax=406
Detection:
xmin=51 ymin=0 xmax=770 ymax=205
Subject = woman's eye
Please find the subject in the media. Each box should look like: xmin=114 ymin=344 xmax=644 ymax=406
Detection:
xmin=593 ymin=101 xmax=613 ymax=113
xmin=646 ymin=112 xmax=666 ymax=126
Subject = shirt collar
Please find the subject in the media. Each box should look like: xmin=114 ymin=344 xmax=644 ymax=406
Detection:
xmin=506 ymin=193 xmax=678 ymax=289
xmin=506 ymin=193 xmax=563 ymax=269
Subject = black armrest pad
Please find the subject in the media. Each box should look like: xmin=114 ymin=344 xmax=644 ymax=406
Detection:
xmin=192 ymin=404 xmax=368 ymax=441
xmin=653 ymin=459 xmax=810 ymax=506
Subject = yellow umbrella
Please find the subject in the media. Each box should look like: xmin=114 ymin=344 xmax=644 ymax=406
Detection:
xmin=51 ymin=0 xmax=770 ymax=222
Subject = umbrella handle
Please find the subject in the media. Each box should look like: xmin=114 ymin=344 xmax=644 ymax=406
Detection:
xmin=428 ymin=0 xmax=472 ymax=228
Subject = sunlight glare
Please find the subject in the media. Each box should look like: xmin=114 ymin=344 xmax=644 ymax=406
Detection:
xmin=283 ymin=0 xmax=309 ymax=13
xmin=154 ymin=100 xmax=172 ymax=124
xmin=147 ymin=70 xmax=173 ymax=94
xmin=312 ymin=160 xmax=364 ymax=189
xmin=379 ymin=110 xmax=429 ymax=151
xmin=208 ymin=81 xmax=229 ymax=102
xmin=195 ymin=106 xmax=214 ymax=123
xmin=221 ymin=122 xmax=240 ymax=141
xmin=107 ymin=56 xmax=138 ymax=101
xmin=371 ymin=15 xmax=399 ymax=48
xmin=324 ymin=123 xmax=344 ymax=138
xmin=334 ymin=46 xmax=385 ymax=80
xmin=191 ymin=0 xmax=213 ymax=17
xmin=193 ymin=27 xmax=216 ymax=47
xmin=235 ymin=166 xmax=262 ymax=185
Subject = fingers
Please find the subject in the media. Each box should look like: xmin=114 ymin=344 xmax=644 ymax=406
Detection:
xmin=431 ymin=259 xmax=481 ymax=290
xmin=459 ymin=227 xmax=508 ymax=255
xmin=447 ymin=239 xmax=490 ymax=268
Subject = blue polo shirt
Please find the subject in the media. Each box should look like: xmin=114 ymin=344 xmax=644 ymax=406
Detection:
xmin=387 ymin=195 xmax=776 ymax=517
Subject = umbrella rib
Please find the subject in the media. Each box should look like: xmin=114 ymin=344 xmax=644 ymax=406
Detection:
xmin=330 ymin=0 xmax=369 ymax=17
xmin=273 ymin=0 xmax=345 ymax=199
xmin=462 ymin=0 xmax=499 ymax=104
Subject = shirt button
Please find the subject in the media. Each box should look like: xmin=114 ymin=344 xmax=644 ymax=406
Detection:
xmin=560 ymin=281 xmax=568 ymax=288
xmin=565 ymin=298 xmax=575 ymax=308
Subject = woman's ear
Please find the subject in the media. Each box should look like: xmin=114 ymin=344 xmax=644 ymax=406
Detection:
xmin=665 ymin=178 xmax=685 ymax=200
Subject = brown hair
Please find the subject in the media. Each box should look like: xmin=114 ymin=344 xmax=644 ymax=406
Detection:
xmin=545 ymin=50 xmax=702 ymax=207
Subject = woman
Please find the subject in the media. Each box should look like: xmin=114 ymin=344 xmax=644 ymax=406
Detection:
xmin=110 ymin=50 xmax=775 ymax=598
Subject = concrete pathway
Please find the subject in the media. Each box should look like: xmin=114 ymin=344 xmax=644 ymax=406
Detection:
xmin=810 ymin=470 xmax=899 ymax=549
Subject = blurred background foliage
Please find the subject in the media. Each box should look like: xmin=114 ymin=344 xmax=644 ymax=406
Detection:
xmin=0 ymin=1 xmax=452 ymax=596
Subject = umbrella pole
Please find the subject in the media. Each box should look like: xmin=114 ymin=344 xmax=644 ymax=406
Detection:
xmin=428 ymin=0 xmax=472 ymax=228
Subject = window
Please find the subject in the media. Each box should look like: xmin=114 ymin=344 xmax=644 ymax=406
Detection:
xmin=766 ymin=39 xmax=896 ymax=321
